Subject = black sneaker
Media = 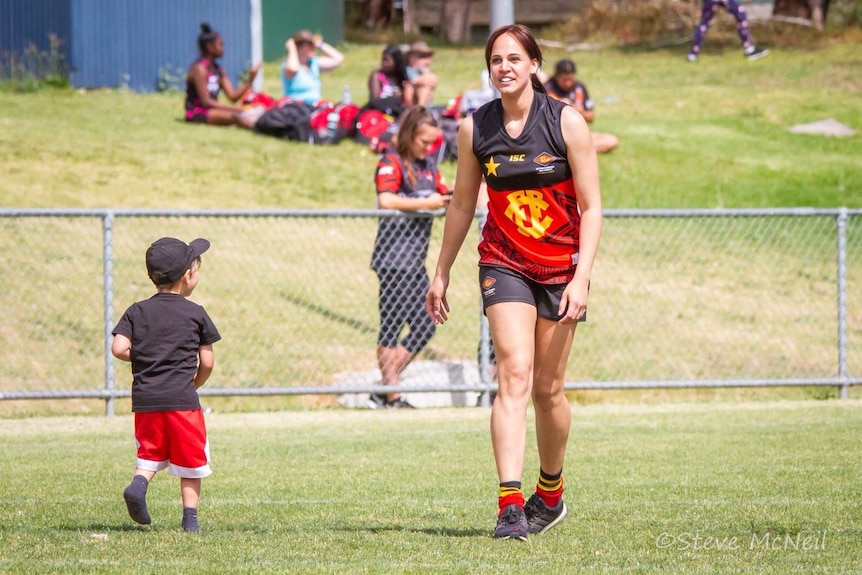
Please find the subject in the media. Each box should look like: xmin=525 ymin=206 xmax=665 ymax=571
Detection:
xmin=524 ymin=493 xmax=568 ymax=534
xmin=746 ymin=47 xmax=769 ymax=61
xmin=368 ymin=393 xmax=387 ymax=409
xmin=182 ymin=507 xmax=200 ymax=533
xmin=385 ymin=397 xmax=415 ymax=409
xmin=494 ymin=504 xmax=528 ymax=541
xmin=123 ymin=476 xmax=152 ymax=525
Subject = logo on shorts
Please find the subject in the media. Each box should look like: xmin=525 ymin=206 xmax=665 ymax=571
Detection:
xmin=482 ymin=275 xmax=496 ymax=298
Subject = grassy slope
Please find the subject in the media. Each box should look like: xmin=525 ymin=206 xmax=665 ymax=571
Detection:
xmin=0 ymin=40 xmax=860 ymax=210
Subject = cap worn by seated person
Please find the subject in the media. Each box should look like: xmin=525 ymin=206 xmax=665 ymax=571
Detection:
xmin=406 ymin=41 xmax=434 ymax=59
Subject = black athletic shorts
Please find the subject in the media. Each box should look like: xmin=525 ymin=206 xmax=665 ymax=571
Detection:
xmin=479 ymin=265 xmax=586 ymax=322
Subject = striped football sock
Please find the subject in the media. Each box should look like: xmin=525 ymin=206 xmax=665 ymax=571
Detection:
xmin=498 ymin=481 xmax=524 ymax=514
xmin=536 ymin=468 xmax=563 ymax=508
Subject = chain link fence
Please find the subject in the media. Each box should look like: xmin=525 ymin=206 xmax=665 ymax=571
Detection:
xmin=1 ymin=208 xmax=860 ymax=414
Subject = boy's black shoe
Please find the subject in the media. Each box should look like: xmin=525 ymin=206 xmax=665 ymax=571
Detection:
xmin=494 ymin=504 xmax=528 ymax=541
xmin=182 ymin=507 xmax=199 ymax=533
xmin=524 ymin=493 xmax=568 ymax=534
xmin=123 ymin=475 xmax=152 ymax=525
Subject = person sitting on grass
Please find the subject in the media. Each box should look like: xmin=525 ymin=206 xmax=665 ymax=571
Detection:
xmin=184 ymin=22 xmax=261 ymax=128
xmin=405 ymin=40 xmax=438 ymax=107
xmin=542 ymin=59 xmax=619 ymax=154
xmin=281 ymin=30 xmax=345 ymax=106
xmin=367 ymin=44 xmax=414 ymax=113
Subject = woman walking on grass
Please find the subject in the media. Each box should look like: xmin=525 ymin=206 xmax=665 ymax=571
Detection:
xmin=425 ymin=24 xmax=602 ymax=540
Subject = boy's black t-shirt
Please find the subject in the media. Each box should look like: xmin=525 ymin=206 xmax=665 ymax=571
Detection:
xmin=113 ymin=293 xmax=221 ymax=413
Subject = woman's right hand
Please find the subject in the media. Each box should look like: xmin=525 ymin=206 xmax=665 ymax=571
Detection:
xmin=425 ymin=274 xmax=450 ymax=324
xmin=248 ymin=62 xmax=261 ymax=82
xmin=425 ymin=193 xmax=452 ymax=210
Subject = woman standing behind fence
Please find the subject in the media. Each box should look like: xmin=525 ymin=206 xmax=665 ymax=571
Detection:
xmin=184 ymin=23 xmax=261 ymax=127
xmin=425 ymin=24 xmax=602 ymax=540
xmin=370 ymin=106 xmax=452 ymax=409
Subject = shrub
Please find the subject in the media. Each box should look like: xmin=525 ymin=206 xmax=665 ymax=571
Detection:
xmin=0 ymin=34 xmax=69 ymax=92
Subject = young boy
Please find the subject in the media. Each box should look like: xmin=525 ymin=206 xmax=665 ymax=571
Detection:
xmin=111 ymin=237 xmax=221 ymax=532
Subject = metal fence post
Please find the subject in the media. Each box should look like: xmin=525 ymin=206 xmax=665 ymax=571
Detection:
xmin=836 ymin=208 xmax=848 ymax=399
xmin=475 ymin=212 xmax=494 ymax=407
xmin=103 ymin=211 xmax=116 ymax=416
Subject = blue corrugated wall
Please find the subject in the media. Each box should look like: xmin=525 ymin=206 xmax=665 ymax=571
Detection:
xmin=2 ymin=0 xmax=252 ymax=91
xmin=0 ymin=0 xmax=71 ymax=56
xmin=69 ymin=0 xmax=252 ymax=92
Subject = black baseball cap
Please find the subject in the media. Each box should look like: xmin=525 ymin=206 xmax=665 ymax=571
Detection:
xmin=146 ymin=237 xmax=210 ymax=285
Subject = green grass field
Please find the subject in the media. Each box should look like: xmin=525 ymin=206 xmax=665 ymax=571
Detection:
xmin=1 ymin=401 xmax=859 ymax=574
xmin=1 ymin=33 xmax=861 ymax=574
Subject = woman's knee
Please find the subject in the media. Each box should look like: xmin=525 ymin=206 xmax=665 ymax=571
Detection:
xmin=531 ymin=379 xmax=566 ymax=407
xmin=496 ymin=360 xmax=532 ymax=397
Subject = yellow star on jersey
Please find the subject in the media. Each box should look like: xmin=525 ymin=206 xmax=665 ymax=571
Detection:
xmin=484 ymin=156 xmax=500 ymax=177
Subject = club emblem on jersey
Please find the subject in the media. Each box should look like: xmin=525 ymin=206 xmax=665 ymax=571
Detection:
xmin=504 ymin=190 xmax=553 ymax=239
xmin=533 ymin=152 xmax=556 ymax=166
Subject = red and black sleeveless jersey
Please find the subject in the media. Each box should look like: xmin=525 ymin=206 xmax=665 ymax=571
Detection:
xmin=472 ymin=94 xmax=580 ymax=284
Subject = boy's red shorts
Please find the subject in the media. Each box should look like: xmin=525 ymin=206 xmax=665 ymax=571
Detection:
xmin=133 ymin=409 xmax=212 ymax=478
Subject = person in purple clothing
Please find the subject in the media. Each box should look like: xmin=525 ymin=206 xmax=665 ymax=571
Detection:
xmin=687 ymin=0 xmax=769 ymax=62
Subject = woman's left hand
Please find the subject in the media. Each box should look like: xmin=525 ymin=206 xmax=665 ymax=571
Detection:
xmin=558 ymin=277 xmax=588 ymax=324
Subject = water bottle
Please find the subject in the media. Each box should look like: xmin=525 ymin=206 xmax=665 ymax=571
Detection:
xmin=341 ymin=84 xmax=351 ymax=105
xmin=326 ymin=108 xmax=340 ymax=142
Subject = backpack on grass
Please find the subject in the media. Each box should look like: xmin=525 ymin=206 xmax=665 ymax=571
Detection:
xmin=254 ymin=102 xmax=315 ymax=142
